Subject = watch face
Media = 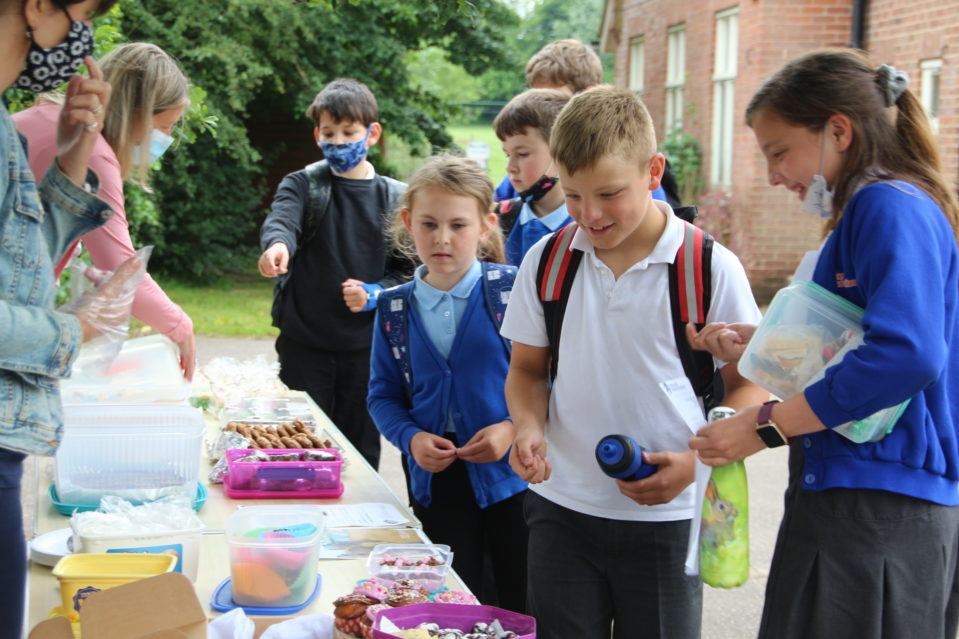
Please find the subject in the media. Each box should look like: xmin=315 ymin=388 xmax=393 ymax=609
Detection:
xmin=757 ymin=424 xmax=787 ymax=448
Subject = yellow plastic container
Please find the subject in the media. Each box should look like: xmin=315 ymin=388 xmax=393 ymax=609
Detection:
xmin=52 ymin=553 xmax=177 ymax=618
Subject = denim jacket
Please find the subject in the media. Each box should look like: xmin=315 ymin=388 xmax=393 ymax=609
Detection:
xmin=1 ymin=102 xmax=112 ymax=455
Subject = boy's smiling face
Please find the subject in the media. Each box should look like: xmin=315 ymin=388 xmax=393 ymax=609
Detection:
xmin=502 ymin=127 xmax=554 ymax=194
xmin=560 ymin=153 xmax=666 ymax=255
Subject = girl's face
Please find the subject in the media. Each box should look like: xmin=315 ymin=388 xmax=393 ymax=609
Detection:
xmin=401 ymin=186 xmax=495 ymax=292
xmin=502 ymin=127 xmax=554 ymax=193
xmin=751 ymin=110 xmax=845 ymax=202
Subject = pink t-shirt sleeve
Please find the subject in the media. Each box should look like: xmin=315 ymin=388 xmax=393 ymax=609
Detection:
xmin=13 ymin=104 xmax=194 ymax=344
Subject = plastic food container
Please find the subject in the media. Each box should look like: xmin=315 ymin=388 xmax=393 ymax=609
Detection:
xmin=70 ymin=523 xmax=204 ymax=582
xmin=55 ymin=403 xmax=205 ymax=507
xmin=367 ymin=543 xmax=453 ymax=593
xmin=62 ymin=334 xmax=191 ymax=404
xmin=223 ymin=448 xmax=344 ymax=499
xmin=373 ymin=603 xmax=536 ymax=639
xmin=218 ymin=396 xmax=316 ymax=429
xmin=739 ymin=281 xmax=910 ymax=443
xmin=227 ymin=505 xmax=325 ymax=608
xmin=52 ymin=553 xmax=177 ymax=617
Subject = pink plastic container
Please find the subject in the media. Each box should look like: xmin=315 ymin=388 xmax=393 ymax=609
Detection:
xmin=372 ymin=603 xmax=535 ymax=638
xmin=223 ymin=448 xmax=344 ymax=499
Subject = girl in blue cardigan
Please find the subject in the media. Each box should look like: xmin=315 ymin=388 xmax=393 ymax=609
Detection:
xmin=688 ymin=49 xmax=959 ymax=639
xmin=368 ymin=156 xmax=528 ymax=612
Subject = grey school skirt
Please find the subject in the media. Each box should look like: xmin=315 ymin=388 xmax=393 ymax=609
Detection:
xmin=758 ymin=444 xmax=959 ymax=639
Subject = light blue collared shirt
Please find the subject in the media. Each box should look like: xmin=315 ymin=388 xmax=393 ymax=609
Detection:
xmin=517 ymin=201 xmax=569 ymax=230
xmin=410 ymin=259 xmax=483 ymax=360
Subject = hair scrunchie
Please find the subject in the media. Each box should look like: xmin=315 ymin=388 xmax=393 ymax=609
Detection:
xmin=876 ymin=64 xmax=909 ymax=107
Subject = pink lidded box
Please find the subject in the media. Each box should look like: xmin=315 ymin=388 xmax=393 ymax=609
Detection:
xmin=372 ymin=603 xmax=535 ymax=638
xmin=223 ymin=448 xmax=344 ymax=499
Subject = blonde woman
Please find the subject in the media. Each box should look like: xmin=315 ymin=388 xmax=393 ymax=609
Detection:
xmin=14 ymin=41 xmax=197 ymax=379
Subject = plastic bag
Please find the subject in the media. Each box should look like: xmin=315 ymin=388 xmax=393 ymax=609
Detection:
xmin=208 ymin=430 xmax=252 ymax=484
xmin=70 ymin=494 xmax=203 ymax=537
xmin=59 ymin=246 xmax=151 ymax=377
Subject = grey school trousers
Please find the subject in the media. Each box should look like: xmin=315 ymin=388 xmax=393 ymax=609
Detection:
xmin=525 ymin=490 xmax=702 ymax=639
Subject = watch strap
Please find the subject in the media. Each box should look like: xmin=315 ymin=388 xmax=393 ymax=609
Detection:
xmin=756 ymin=400 xmax=788 ymax=448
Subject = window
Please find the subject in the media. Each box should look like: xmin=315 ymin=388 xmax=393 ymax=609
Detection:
xmin=920 ymin=58 xmax=942 ymax=134
xmin=629 ymin=36 xmax=645 ymax=95
xmin=665 ymin=24 xmax=686 ymax=134
xmin=710 ymin=7 xmax=739 ymax=187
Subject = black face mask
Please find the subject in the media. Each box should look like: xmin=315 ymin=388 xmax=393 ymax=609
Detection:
xmin=517 ymin=173 xmax=559 ymax=203
xmin=15 ymin=12 xmax=94 ymax=93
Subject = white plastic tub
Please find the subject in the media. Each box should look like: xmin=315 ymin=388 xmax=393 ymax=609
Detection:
xmin=70 ymin=524 xmax=203 ymax=582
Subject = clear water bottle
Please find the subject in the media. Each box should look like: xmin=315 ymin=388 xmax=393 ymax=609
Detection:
xmin=595 ymin=434 xmax=657 ymax=481
xmin=699 ymin=406 xmax=750 ymax=588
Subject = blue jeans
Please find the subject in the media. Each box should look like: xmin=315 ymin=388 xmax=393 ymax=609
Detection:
xmin=0 ymin=448 xmax=27 ymax=639
xmin=525 ymin=491 xmax=702 ymax=639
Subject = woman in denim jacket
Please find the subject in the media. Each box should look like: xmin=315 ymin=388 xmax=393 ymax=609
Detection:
xmin=1 ymin=1 xmax=122 ymax=635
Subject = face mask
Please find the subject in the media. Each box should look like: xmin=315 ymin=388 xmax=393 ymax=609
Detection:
xmin=131 ymin=129 xmax=175 ymax=165
xmin=319 ymin=126 xmax=371 ymax=174
xmin=800 ymin=131 xmax=834 ymax=219
xmin=15 ymin=14 xmax=94 ymax=93
xmin=517 ymin=165 xmax=559 ymax=203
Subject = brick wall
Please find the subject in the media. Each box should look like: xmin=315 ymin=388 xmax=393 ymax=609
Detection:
xmin=605 ymin=0 xmax=958 ymax=302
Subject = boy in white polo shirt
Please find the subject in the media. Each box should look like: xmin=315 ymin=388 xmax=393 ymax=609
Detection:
xmin=501 ymin=86 xmax=766 ymax=638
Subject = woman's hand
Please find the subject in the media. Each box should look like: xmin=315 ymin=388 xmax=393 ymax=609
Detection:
xmin=56 ymin=56 xmax=111 ymax=188
xmin=176 ymin=333 xmax=197 ymax=381
xmin=456 ymin=420 xmax=515 ymax=464
xmin=686 ymin=322 xmax=757 ymax=364
xmin=689 ymin=406 xmax=766 ymax=466
xmin=410 ymin=431 xmax=457 ymax=473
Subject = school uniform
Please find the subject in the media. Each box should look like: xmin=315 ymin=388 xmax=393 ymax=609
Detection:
xmin=501 ymin=203 xmax=761 ymax=638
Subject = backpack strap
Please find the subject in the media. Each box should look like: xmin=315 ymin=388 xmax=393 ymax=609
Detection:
xmin=535 ymin=224 xmax=584 ymax=382
xmin=480 ymin=262 xmax=517 ymax=355
xmin=377 ymin=283 xmax=415 ymax=397
xmin=497 ymin=197 xmax=523 ymax=238
xmin=302 ymin=160 xmax=333 ymax=246
xmin=668 ymin=221 xmax=721 ymax=412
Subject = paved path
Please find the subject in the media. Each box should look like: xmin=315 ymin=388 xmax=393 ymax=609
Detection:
xmin=195 ymin=336 xmax=790 ymax=639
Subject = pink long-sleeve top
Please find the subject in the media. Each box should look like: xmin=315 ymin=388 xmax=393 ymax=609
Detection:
xmin=13 ymin=103 xmax=193 ymax=344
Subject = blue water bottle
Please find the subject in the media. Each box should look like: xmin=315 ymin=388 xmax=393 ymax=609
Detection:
xmin=595 ymin=434 xmax=658 ymax=481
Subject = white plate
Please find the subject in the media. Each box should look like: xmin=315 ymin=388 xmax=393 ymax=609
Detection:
xmin=30 ymin=528 xmax=73 ymax=567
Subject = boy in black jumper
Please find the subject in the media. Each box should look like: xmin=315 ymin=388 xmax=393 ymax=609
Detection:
xmin=258 ymin=78 xmax=409 ymax=468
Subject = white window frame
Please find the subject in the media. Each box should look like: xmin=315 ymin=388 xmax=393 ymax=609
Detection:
xmin=710 ymin=7 xmax=739 ymax=187
xmin=628 ymin=36 xmax=645 ymax=96
xmin=665 ymin=24 xmax=686 ymax=134
xmin=920 ymin=58 xmax=942 ymax=134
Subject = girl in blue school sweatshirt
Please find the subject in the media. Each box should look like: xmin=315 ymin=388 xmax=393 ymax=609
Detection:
xmin=688 ymin=49 xmax=959 ymax=639
xmin=368 ymin=156 xmax=527 ymax=612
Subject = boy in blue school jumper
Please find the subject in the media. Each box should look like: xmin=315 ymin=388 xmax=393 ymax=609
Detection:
xmin=493 ymin=89 xmax=571 ymax=266
xmin=258 ymin=79 xmax=410 ymax=469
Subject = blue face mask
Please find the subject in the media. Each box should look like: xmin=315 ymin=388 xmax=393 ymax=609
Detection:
xmin=320 ymin=126 xmax=371 ymax=174
xmin=131 ymin=129 xmax=174 ymax=165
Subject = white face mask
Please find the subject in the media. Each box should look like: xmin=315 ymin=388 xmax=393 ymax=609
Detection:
xmin=132 ymin=129 xmax=175 ymax=166
xmin=800 ymin=131 xmax=834 ymax=219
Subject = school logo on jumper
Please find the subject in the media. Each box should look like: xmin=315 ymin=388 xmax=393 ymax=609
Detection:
xmin=835 ymin=273 xmax=858 ymax=288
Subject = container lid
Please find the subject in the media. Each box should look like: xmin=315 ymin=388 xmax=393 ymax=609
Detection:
xmin=48 ymin=482 xmax=208 ymax=516
xmin=52 ymin=552 xmax=177 ymax=578
xmin=210 ymin=574 xmax=321 ymax=615
xmin=60 ymin=402 xmax=205 ymax=436
xmin=227 ymin=505 xmax=325 ymax=546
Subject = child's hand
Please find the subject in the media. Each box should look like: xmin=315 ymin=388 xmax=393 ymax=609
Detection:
xmin=689 ymin=406 xmax=766 ymax=466
xmin=509 ymin=425 xmax=551 ymax=484
xmin=342 ymin=278 xmax=369 ymax=313
xmin=456 ymin=420 xmax=515 ymax=464
xmin=410 ymin=432 xmax=457 ymax=473
xmin=258 ymin=243 xmax=289 ymax=277
xmin=615 ymin=450 xmax=696 ymax=506
xmin=686 ymin=322 xmax=757 ymax=364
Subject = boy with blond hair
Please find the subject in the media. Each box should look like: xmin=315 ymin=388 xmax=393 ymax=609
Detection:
xmin=501 ymin=86 xmax=766 ymax=638
xmin=493 ymin=88 xmax=571 ymax=265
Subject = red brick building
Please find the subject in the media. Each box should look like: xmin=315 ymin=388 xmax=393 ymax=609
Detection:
xmin=600 ymin=0 xmax=959 ymax=301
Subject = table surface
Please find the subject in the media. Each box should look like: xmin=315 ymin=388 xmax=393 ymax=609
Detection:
xmin=26 ymin=392 xmax=465 ymax=633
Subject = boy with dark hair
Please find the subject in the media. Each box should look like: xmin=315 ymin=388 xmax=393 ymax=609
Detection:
xmin=501 ymin=85 xmax=766 ymax=638
xmin=492 ymin=88 xmax=571 ymax=265
xmin=258 ymin=78 xmax=410 ymax=469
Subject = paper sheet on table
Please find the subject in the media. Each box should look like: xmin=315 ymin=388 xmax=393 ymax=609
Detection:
xmin=321 ymin=526 xmax=428 ymax=559
xmin=317 ymin=503 xmax=413 ymax=528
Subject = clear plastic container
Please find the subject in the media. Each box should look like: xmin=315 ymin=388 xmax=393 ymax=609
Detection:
xmin=366 ymin=543 xmax=453 ymax=593
xmin=218 ymin=396 xmax=316 ymax=429
xmin=739 ymin=281 xmax=909 ymax=443
xmin=55 ymin=404 xmax=205 ymax=507
xmin=223 ymin=448 xmax=343 ymax=499
xmin=62 ymin=334 xmax=190 ymax=404
xmin=227 ymin=506 xmax=325 ymax=607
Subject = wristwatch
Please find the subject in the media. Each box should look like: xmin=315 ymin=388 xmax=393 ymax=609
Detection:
xmin=755 ymin=400 xmax=788 ymax=448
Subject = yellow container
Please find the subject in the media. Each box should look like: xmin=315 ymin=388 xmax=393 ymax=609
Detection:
xmin=52 ymin=553 xmax=177 ymax=618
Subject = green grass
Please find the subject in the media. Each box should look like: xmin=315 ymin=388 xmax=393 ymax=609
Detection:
xmin=447 ymin=124 xmax=507 ymax=186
